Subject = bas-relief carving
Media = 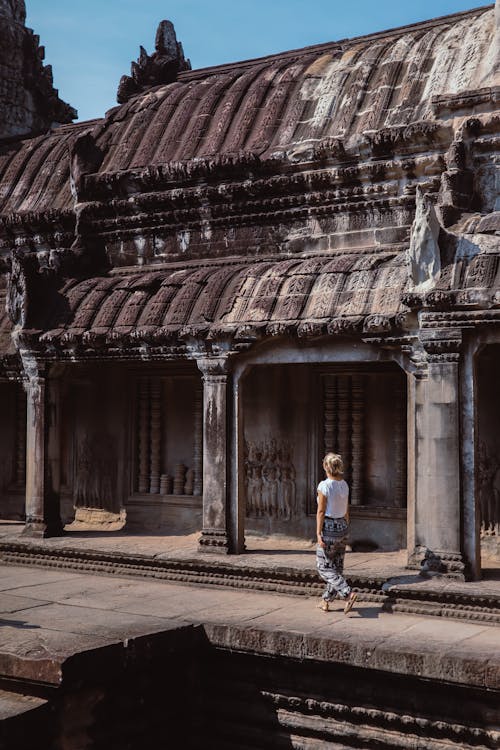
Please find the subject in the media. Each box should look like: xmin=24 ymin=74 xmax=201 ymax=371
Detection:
xmin=74 ymin=433 xmax=118 ymax=512
xmin=407 ymin=187 xmax=441 ymax=291
xmin=478 ymin=441 xmax=500 ymax=537
xmin=244 ymin=439 xmax=297 ymax=520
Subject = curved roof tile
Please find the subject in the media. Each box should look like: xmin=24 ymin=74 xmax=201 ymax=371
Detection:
xmin=0 ymin=6 xmax=495 ymax=218
xmin=35 ymin=253 xmax=408 ymax=342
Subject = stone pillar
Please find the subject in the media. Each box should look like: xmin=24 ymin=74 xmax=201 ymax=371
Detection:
xmin=337 ymin=374 xmax=352 ymax=485
xmin=45 ymin=373 xmax=64 ymax=535
xmin=23 ymin=363 xmax=63 ymax=538
xmin=230 ymin=370 xmax=246 ymax=554
xmin=196 ymin=356 xmax=231 ymax=553
xmin=15 ymin=382 xmax=26 ymax=487
xmin=393 ymin=376 xmax=406 ymax=508
xmin=323 ymin=375 xmax=336 ymax=454
xmin=409 ymin=329 xmax=465 ymax=578
xmin=350 ymin=374 xmax=365 ymax=505
xmin=149 ymin=378 xmax=161 ymax=494
xmin=137 ymin=378 xmax=150 ymax=493
xmin=193 ymin=383 xmax=203 ymax=496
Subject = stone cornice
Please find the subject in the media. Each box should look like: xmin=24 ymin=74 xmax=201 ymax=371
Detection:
xmin=432 ymin=85 xmax=500 ymax=117
xmin=79 ymin=136 xmax=448 ymax=205
xmin=16 ymin=312 xmax=407 ymax=362
xmin=419 ymin=327 xmax=463 ymax=361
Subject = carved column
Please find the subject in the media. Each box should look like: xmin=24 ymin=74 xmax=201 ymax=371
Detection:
xmin=22 ymin=362 xmax=63 ymax=537
xmin=15 ymin=382 xmax=26 ymax=486
xmin=149 ymin=378 xmax=161 ymax=494
xmin=393 ymin=376 xmax=406 ymax=507
xmin=197 ymin=356 xmax=231 ymax=553
xmin=137 ymin=379 xmax=150 ymax=493
xmin=193 ymin=383 xmax=203 ymax=496
xmin=350 ymin=374 xmax=365 ymax=506
xmin=323 ymin=375 xmax=337 ymax=454
xmin=337 ymin=374 xmax=351 ymax=484
xmin=23 ymin=367 xmax=46 ymax=535
xmin=45 ymin=373 xmax=64 ymax=535
xmin=409 ymin=328 xmax=465 ymax=578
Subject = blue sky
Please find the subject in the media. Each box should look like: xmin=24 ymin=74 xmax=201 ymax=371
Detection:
xmin=26 ymin=1 xmax=489 ymax=122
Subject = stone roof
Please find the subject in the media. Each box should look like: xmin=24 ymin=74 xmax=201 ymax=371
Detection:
xmin=0 ymin=4 xmax=496 ymax=219
xmin=28 ymin=253 xmax=408 ymax=350
xmin=1 ymin=4 xmax=499 ymax=360
xmin=16 ymin=226 xmax=498 ymax=355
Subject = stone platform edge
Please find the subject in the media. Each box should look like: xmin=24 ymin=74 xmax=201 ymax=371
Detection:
xmin=0 ymin=621 xmax=498 ymax=749
xmin=0 ymin=541 xmax=499 ymax=625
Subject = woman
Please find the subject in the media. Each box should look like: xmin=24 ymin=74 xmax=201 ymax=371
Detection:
xmin=316 ymin=452 xmax=357 ymax=613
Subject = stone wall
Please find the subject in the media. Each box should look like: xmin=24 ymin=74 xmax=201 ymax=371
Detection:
xmin=477 ymin=345 xmax=500 ymax=560
xmin=242 ymin=364 xmax=407 ymax=549
xmin=0 ymin=381 xmax=25 ymax=520
xmin=1 ymin=627 xmax=497 ymax=750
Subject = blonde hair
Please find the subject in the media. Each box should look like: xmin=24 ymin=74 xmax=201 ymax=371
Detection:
xmin=323 ymin=452 xmax=344 ymax=478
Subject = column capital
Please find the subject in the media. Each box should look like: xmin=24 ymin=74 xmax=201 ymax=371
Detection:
xmin=20 ymin=352 xmax=46 ymax=388
xmin=196 ymin=355 xmax=231 ymax=380
xmin=419 ymin=327 xmax=462 ymax=363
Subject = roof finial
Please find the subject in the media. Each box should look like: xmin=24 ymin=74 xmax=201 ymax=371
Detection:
xmin=117 ymin=20 xmax=191 ymax=104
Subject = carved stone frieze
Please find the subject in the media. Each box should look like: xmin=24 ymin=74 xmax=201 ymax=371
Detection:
xmin=478 ymin=441 xmax=500 ymax=538
xmin=419 ymin=327 xmax=463 ymax=363
xmin=244 ymin=439 xmax=297 ymax=520
xmin=198 ymin=528 xmax=229 ymax=552
xmin=418 ymin=548 xmax=466 ymax=579
xmin=74 ymin=432 xmax=118 ymax=511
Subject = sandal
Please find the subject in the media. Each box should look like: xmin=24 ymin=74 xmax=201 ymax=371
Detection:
xmin=317 ymin=599 xmax=329 ymax=612
xmin=343 ymin=592 xmax=357 ymax=614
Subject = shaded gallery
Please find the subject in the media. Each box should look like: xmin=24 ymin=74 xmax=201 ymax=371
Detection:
xmin=0 ymin=0 xmax=499 ymax=581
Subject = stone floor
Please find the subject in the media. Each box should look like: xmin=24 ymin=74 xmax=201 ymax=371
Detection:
xmin=0 ymin=521 xmax=499 ymax=595
xmin=0 ymin=565 xmax=498 ymax=692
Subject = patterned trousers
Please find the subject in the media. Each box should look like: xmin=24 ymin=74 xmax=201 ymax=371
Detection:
xmin=316 ymin=517 xmax=351 ymax=601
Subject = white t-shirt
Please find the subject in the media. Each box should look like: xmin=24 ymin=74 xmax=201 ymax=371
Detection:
xmin=317 ymin=478 xmax=349 ymax=518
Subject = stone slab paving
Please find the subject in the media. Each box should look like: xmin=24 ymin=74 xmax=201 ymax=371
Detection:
xmin=0 ymin=565 xmax=498 ymax=696
xmin=0 ymin=523 xmax=498 ymax=591
xmin=1 ymin=523 xmax=500 ymax=637
xmin=0 ymin=523 xmax=407 ymax=576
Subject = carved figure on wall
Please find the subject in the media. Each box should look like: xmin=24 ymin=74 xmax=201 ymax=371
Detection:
xmin=244 ymin=438 xmax=297 ymax=519
xmin=478 ymin=441 xmax=500 ymax=536
xmin=74 ymin=433 xmax=118 ymax=512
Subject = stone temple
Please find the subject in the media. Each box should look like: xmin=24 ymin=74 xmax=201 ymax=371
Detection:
xmin=0 ymin=0 xmax=499 ymax=581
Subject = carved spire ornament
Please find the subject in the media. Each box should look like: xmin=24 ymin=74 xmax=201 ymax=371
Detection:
xmin=117 ymin=20 xmax=191 ymax=104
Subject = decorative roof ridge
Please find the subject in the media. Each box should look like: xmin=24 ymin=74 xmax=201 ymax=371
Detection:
xmin=106 ymin=247 xmax=402 ymax=278
xmin=178 ymin=4 xmax=494 ymax=82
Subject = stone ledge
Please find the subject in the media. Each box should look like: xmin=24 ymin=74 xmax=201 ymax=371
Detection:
xmin=203 ymin=622 xmax=500 ymax=691
xmin=0 ymin=540 xmax=499 ymax=625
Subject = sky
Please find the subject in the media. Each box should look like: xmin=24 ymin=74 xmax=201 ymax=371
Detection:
xmin=26 ymin=0 xmax=490 ymax=122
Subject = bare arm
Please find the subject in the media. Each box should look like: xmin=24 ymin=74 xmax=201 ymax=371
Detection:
xmin=316 ymin=491 xmax=326 ymax=547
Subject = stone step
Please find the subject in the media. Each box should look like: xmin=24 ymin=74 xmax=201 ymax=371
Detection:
xmin=0 ymin=688 xmax=47 ymax=721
